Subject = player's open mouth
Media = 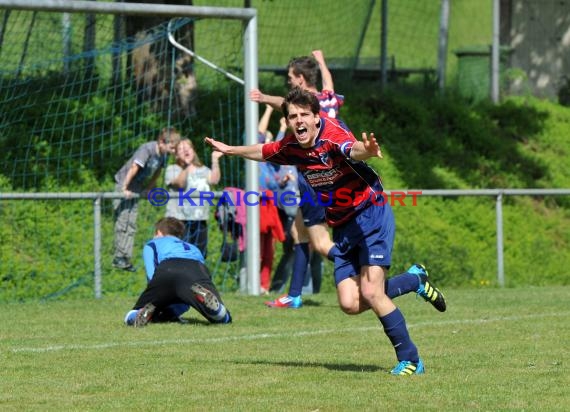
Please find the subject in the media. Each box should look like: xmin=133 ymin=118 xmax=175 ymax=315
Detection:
xmin=296 ymin=126 xmax=307 ymax=138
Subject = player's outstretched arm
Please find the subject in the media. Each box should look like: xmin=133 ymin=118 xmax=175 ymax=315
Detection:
xmin=350 ymin=132 xmax=383 ymax=161
xmin=250 ymin=88 xmax=285 ymax=111
xmin=312 ymin=49 xmax=334 ymax=92
xmin=204 ymin=137 xmax=265 ymax=161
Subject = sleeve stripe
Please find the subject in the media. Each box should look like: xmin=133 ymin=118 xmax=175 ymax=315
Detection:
xmin=340 ymin=142 xmax=351 ymax=158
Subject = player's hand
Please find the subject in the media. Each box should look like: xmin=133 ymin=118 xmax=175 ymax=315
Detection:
xmin=311 ymin=50 xmax=324 ymax=62
xmin=204 ymin=137 xmax=231 ymax=155
xmin=212 ymin=150 xmax=224 ymax=161
xmin=361 ymin=132 xmax=383 ymax=159
xmin=249 ymin=88 xmax=265 ymax=103
xmin=181 ymin=151 xmax=192 ymax=166
xmin=283 ymin=170 xmax=296 ymax=183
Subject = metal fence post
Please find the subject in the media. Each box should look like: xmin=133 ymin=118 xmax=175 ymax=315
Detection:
xmin=491 ymin=0 xmax=500 ymax=103
xmin=437 ymin=0 xmax=450 ymax=92
xmin=496 ymin=192 xmax=504 ymax=286
xmin=94 ymin=195 xmax=102 ymax=299
xmin=380 ymin=0 xmax=388 ymax=88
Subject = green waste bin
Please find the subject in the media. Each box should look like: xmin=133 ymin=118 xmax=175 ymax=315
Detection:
xmin=454 ymin=45 xmax=512 ymax=101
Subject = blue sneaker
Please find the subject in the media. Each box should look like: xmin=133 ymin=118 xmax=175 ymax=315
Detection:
xmin=408 ymin=264 xmax=446 ymax=312
xmin=265 ymin=294 xmax=302 ymax=309
xmin=390 ymin=359 xmax=425 ymax=376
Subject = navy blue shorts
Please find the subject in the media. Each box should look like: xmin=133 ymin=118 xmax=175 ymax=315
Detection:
xmin=298 ymin=173 xmax=326 ymax=227
xmin=332 ymin=202 xmax=395 ymax=285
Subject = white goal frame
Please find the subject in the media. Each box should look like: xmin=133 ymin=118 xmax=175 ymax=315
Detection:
xmin=0 ymin=0 xmax=262 ymax=295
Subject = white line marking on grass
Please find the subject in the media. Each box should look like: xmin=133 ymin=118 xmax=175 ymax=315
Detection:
xmin=10 ymin=311 xmax=569 ymax=354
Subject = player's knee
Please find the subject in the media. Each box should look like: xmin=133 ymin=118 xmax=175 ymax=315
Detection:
xmin=313 ymin=240 xmax=333 ymax=256
xmin=360 ymin=283 xmax=382 ymax=305
xmin=337 ymin=294 xmax=359 ymax=314
xmin=308 ymin=225 xmax=332 ymax=256
xmin=339 ymin=303 xmax=360 ymax=315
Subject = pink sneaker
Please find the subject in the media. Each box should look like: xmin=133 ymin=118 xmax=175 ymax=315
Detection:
xmin=264 ymin=294 xmax=302 ymax=309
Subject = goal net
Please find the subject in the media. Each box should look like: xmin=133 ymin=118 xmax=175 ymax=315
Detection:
xmin=0 ymin=2 xmax=253 ymax=301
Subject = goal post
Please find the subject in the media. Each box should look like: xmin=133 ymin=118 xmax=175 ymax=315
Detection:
xmin=0 ymin=0 xmax=262 ymax=296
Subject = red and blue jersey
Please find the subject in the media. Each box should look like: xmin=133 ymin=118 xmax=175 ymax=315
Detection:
xmin=316 ymin=89 xmax=344 ymax=119
xmin=261 ymin=116 xmax=383 ymax=227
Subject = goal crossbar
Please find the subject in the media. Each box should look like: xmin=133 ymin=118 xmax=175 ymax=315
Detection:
xmin=0 ymin=0 xmax=255 ymax=20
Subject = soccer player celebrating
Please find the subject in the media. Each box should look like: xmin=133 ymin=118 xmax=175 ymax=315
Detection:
xmin=205 ymin=87 xmax=432 ymax=376
xmin=253 ymin=50 xmax=445 ymax=312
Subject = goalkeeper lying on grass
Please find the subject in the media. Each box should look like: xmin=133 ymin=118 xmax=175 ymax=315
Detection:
xmin=124 ymin=217 xmax=232 ymax=327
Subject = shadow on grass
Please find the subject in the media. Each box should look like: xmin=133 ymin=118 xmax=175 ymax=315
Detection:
xmin=300 ymin=298 xmax=323 ymax=307
xmin=235 ymin=359 xmax=385 ymax=373
xmin=158 ymin=317 xmax=210 ymax=326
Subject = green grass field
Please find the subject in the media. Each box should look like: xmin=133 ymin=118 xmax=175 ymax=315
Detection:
xmin=1 ymin=286 xmax=568 ymax=411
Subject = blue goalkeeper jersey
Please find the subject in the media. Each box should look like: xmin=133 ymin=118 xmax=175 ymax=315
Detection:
xmin=143 ymin=235 xmax=204 ymax=281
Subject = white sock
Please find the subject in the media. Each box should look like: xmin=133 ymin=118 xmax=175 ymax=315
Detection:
xmin=210 ymin=304 xmax=227 ymax=321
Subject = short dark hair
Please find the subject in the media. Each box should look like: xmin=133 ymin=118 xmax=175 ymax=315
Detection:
xmin=158 ymin=127 xmax=180 ymax=145
xmin=281 ymin=87 xmax=321 ymax=118
xmin=155 ymin=217 xmax=185 ymax=239
xmin=287 ymin=56 xmax=320 ymax=88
